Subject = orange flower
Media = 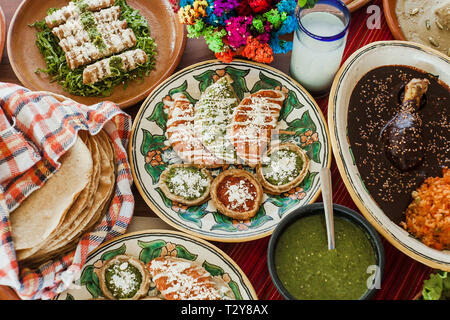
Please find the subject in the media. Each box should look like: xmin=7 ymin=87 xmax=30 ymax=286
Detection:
xmin=221 ymin=273 xmax=231 ymax=283
xmin=172 ymin=202 xmax=188 ymax=212
xmin=145 ymin=149 xmax=166 ymax=166
xmin=216 ymin=50 xmax=235 ymax=63
xmin=232 ymin=219 xmax=251 ymax=231
xmin=274 ymin=85 xmax=289 ymax=94
xmin=241 ymin=36 xmax=273 ymax=64
xmin=212 ymin=69 xmax=227 ymax=82
xmin=160 ymin=242 xmax=178 ymax=257
xmin=299 ymin=131 xmax=318 ymax=147
xmin=284 ymin=187 xmax=306 ymax=201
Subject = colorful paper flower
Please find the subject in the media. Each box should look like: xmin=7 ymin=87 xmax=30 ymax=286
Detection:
xmin=186 ymin=18 xmax=207 ymax=38
xmin=263 ymin=8 xmax=286 ymax=29
xmin=225 ymin=16 xmax=253 ymax=49
xmin=213 ymin=0 xmax=240 ymax=16
xmin=215 ymin=49 xmax=236 ymax=63
xmin=241 ymin=36 xmax=274 ymax=63
xmin=204 ymin=28 xmax=227 ymax=53
xmin=269 ymin=35 xmax=292 ymax=54
xmin=235 ymin=0 xmax=252 ymax=16
xmin=276 ymin=0 xmax=297 ymax=15
xmin=172 ymin=0 xmax=318 ymax=63
xmin=277 ymin=13 xmax=297 ymax=35
xmin=178 ymin=0 xmax=208 ymax=25
xmin=248 ymin=0 xmax=272 ymax=14
xmin=256 ymin=21 xmax=272 ymax=43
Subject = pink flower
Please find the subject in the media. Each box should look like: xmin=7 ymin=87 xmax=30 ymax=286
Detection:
xmin=225 ymin=16 xmax=253 ymax=49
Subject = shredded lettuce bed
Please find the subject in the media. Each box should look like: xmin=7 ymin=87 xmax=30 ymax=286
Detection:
xmin=30 ymin=0 xmax=157 ymax=97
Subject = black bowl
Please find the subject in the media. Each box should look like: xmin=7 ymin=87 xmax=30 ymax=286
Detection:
xmin=267 ymin=203 xmax=385 ymax=300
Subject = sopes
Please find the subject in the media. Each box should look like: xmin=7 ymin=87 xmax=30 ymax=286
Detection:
xmin=96 ymin=254 xmax=235 ymax=300
xmin=160 ymin=75 xmax=311 ymax=221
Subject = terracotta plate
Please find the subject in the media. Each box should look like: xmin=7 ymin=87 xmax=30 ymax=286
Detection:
xmin=382 ymin=0 xmax=406 ymax=40
xmin=7 ymin=0 xmax=186 ymax=108
xmin=343 ymin=0 xmax=373 ymax=12
xmin=0 ymin=5 xmax=5 ymax=64
xmin=54 ymin=229 xmax=258 ymax=300
xmin=129 ymin=59 xmax=331 ymax=243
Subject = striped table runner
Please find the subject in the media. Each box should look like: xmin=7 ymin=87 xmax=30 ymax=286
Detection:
xmin=217 ymin=0 xmax=432 ymax=300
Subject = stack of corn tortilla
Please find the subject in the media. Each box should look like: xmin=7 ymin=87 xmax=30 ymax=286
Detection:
xmin=9 ymin=130 xmax=116 ymax=267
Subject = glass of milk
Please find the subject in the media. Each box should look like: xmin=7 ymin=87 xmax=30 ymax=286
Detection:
xmin=290 ymin=0 xmax=350 ymax=96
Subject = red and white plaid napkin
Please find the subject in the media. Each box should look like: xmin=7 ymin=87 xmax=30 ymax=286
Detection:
xmin=0 ymin=83 xmax=135 ymax=300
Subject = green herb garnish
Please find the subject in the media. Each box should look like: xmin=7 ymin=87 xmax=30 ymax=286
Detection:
xmin=74 ymin=0 xmax=89 ymax=13
xmin=30 ymin=0 xmax=157 ymax=97
xmin=80 ymin=11 xmax=106 ymax=50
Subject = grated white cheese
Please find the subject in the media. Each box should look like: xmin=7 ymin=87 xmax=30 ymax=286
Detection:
xmin=224 ymin=179 xmax=256 ymax=211
xmin=193 ymin=78 xmax=238 ymax=163
xmin=106 ymin=262 xmax=141 ymax=298
xmin=149 ymin=258 xmax=229 ymax=300
xmin=262 ymin=150 xmax=301 ymax=185
xmin=166 ymin=167 xmax=209 ymax=200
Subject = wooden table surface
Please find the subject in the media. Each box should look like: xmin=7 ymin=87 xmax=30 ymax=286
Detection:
xmin=0 ymin=0 xmax=434 ymax=300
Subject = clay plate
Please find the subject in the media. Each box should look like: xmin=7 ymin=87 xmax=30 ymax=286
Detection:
xmin=382 ymin=0 xmax=406 ymax=40
xmin=328 ymin=40 xmax=450 ymax=271
xmin=7 ymin=0 xmax=186 ymax=109
xmin=343 ymin=0 xmax=373 ymax=12
xmin=0 ymin=5 xmax=5 ymax=64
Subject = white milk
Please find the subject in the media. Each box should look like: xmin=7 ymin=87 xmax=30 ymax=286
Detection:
xmin=290 ymin=11 xmax=347 ymax=94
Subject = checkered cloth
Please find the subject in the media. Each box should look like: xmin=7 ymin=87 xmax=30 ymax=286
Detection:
xmin=0 ymin=83 xmax=135 ymax=300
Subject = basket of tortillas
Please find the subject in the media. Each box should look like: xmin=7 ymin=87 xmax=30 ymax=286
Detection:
xmin=0 ymin=84 xmax=134 ymax=300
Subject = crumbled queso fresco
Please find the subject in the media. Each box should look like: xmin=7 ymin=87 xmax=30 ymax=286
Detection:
xmin=167 ymin=167 xmax=209 ymax=200
xmin=224 ymin=179 xmax=256 ymax=211
xmin=106 ymin=261 xmax=141 ymax=298
xmin=262 ymin=150 xmax=301 ymax=185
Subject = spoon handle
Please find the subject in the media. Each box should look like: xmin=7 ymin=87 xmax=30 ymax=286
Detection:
xmin=320 ymin=167 xmax=335 ymax=250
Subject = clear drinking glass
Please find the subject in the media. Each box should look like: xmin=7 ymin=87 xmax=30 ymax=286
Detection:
xmin=290 ymin=0 xmax=350 ymax=97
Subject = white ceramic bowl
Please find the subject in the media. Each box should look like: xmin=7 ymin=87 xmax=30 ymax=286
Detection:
xmin=328 ymin=41 xmax=450 ymax=271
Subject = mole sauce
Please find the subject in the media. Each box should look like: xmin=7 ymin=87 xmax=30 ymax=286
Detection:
xmin=347 ymin=65 xmax=450 ymax=223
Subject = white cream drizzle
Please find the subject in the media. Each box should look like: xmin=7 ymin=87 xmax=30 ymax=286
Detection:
xmin=231 ymin=92 xmax=285 ymax=165
xmin=166 ymin=93 xmax=223 ymax=167
xmin=148 ymin=258 xmax=231 ymax=300
xmin=193 ymin=78 xmax=239 ymax=164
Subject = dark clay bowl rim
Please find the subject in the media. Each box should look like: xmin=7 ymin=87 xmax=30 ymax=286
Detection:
xmin=267 ymin=203 xmax=385 ymax=300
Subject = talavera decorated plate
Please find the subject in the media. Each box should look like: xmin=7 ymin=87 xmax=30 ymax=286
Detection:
xmin=129 ymin=59 xmax=331 ymax=242
xmin=55 ymin=229 xmax=257 ymax=300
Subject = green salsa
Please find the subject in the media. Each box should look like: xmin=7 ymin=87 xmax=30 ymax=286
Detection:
xmin=80 ymin=11 xmax=106 ymax=50
xmin=262 ymin=149 xmax=303 ymax=186
xmin=109 ymin=56 xmax=124 ymax=75
xmin=74 ymin=0 xmax=89 ymax=13
xmin=105 ymin=261 xmax=143 ymax=299
xmin=165 ymin=167 xmax=209 ymax=201
xmin=275 ymin=214 xmax=377 ymax=300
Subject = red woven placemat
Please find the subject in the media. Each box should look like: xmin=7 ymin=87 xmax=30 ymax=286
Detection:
xmin=216 ymin=0 xmax=432 ymax=300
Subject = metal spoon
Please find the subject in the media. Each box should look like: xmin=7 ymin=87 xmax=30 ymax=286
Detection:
xmin=320 ymin=167 xmax=335 ymax=250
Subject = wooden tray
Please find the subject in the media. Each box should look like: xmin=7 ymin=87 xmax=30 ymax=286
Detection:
xmin=7 ymin=0 xmax=186 ymax=109
xmin=382 ymin=0 xmax=406 ymax=40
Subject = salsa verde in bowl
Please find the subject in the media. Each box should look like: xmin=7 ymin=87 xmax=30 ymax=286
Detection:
xmin=267 ymin=203 xmax=385 ymax=300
